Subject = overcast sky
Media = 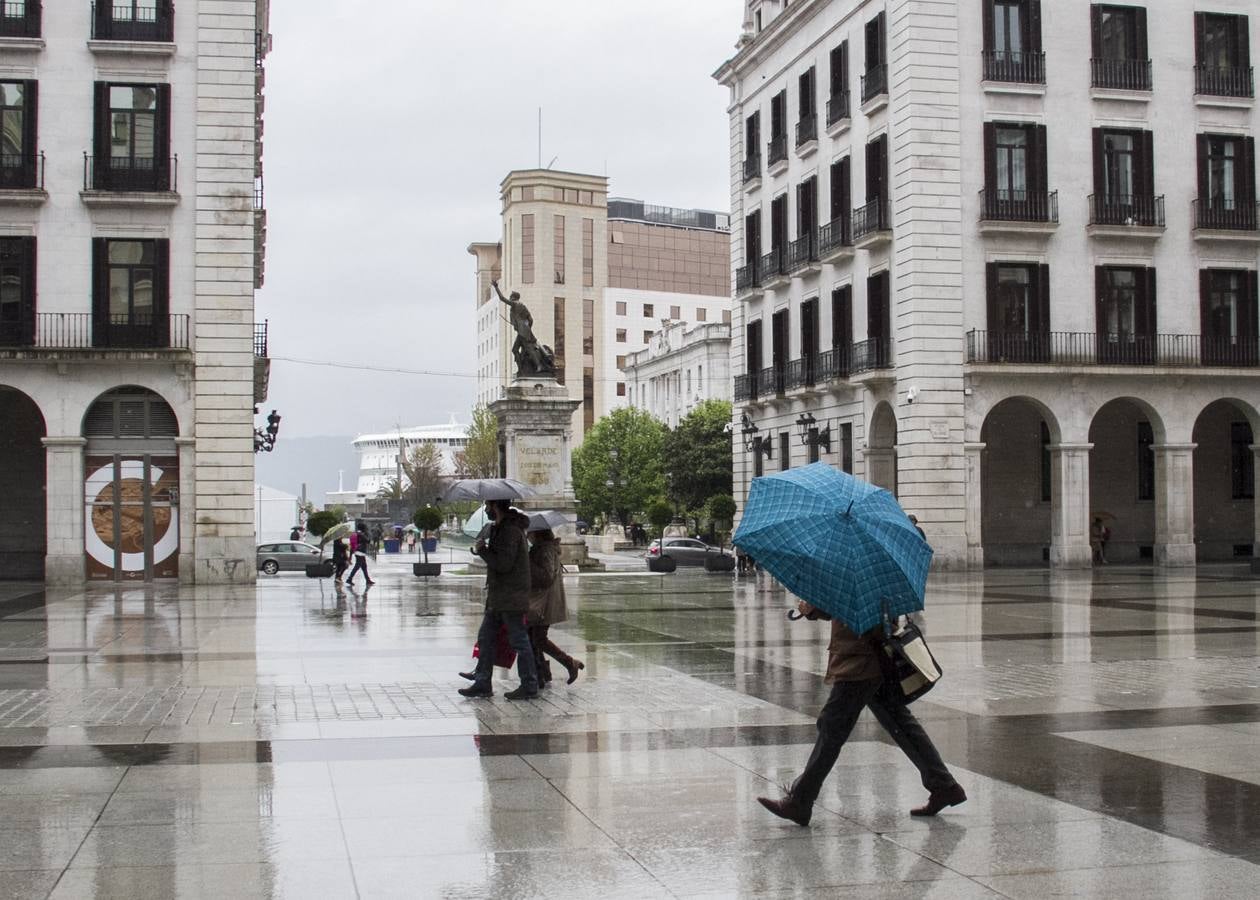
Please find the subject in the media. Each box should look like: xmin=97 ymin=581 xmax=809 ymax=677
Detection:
xmin=260 ymin=1 xmax=742 ymax=440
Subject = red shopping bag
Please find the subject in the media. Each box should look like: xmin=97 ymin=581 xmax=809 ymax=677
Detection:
xmin=471 ymin=623 xmax=517 ymax=669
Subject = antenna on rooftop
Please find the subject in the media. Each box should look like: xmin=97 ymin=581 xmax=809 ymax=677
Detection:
xmin=546 ymin=156 xmax=558 ymax=169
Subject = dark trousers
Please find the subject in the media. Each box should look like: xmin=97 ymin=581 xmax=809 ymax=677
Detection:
xmin=346 ymin=554 xmax=370 ymax=583
xmin=791 ymin=677 xmax=956 ymax=805
xmin=528 ymin=624 xmax=576 ymax=682
xmin=473 ymin=609 xmax=538 ymax=692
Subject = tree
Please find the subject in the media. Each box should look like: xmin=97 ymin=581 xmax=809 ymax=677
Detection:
xmin=306 ymin=510 xmax=341 ymax=538
xmin=376 ymin=476 xmax=405 ymax=501
xmin=413 ymin=506 xmax=444 ymax=564
xmin=646 ymin=499 xmax=673 ymax=537
xmin=456 ymin=404 xmax=499 ymax=479
xmin=572 ymin=406 xmax=667 ymax=526
xmin=706 ymin=494 xmax=737 ymax=548
xmin=403 ymin=442 xmax=445 ymax=506
xmin=664 ymin=400 xmax=733 ymax=512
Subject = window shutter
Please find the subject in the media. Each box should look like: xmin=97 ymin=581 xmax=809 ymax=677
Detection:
xmin=156 ymin=83 xmax=172 ymax=189
xmin=22 ymin=236 xmax=36 ymax=324
xmin=1029 ymin=1 xmax=1043 ymax=52
xmin=840 ymin=156 xmax=851 ymax=219
xmin=21 ymin=81 xmax=36 ymax=169
xmin=154 ymin=240 xmax=170 ymax=346
xmin=1245 ymin=270 xmax=1259 ymax=344
xmin=1037 ymin=264 xmax=1051 ymax=333
xmin=1193 ymin=12 xmax=1206 ymax=66
xmin=1239 ymin=15 xmax=1251 ymax=70
xmin=1196 ymin=134 xmax=1209 ymax=201
xmin=1139 ymin=130 xmax=1155 ymax=199
xmin=93 ymin=82 xmax=109 ymax=190
xmin=986 ymin=263 xmax=999 ymax=331
xmin=93 ymin=2 xmax=110 ymax=38
xmin=1199 ymin=269 xmax=1212 ymax=337
xmin=92 ymin=238 xmax=109 ymax=346
xmin=1141 ymin=268 xmax=1157 ymax=336
xmin=1033 ymin=124 xmax=1048 ymax=193
xmin=983 ymin=122 xmax=997 ymax=193
xmin=1091 ymin=128 xmax=1105 ymax=198
xmin=982 ymin=0 xmax=994 ymax=52
xmin=1095 ymin=266 xmax=1107 ymax=335
xmin=1134 ymin=8 xmax=1148 ymax=61
xmin=1244 ymin=137 xmax=1257 ymax=201
xmin=840 ymin=41 xmax=849 ymax=93
xmin=1090 ymin=5 xmax=1102 ymax=58
xmin=877 ymin=12 xmax=886 ymax=65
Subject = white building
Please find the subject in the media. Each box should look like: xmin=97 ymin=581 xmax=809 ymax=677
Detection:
xmin=254 ymin=484 xmax=298 ymax=544
xmin=0 ymin=1 xmax=271 ymax=583
xmin=326 ymin=419 xmax=469 ymax=507
xmin=470 ymin=172 xmax=732 ymax=441
xmin=716 ymin=0 xmax=1258 ymax=568
xmin=624 ymin=320 xmax=732 ymax=428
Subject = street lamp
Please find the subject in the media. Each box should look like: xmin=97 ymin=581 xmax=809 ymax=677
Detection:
xmin=254 ymin=408 xmax=281 ymax=453
xmin=795 ymin=412 xmax=831 ymax=453
xmin=741 ymin=413 xmax=772 ymax=459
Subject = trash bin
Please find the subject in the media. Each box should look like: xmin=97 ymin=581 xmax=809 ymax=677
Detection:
xmin=383 ymin=538 xmax=401 ymax=554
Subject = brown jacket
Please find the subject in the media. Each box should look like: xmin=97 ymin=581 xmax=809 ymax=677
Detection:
xmin=526 ymin=536 xmax=567 ymax=625
xmin=801 ymin=603 xmax=883 ymax=683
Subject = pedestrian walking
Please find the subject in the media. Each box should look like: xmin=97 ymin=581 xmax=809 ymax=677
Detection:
xmin=757 ymin=600 xmax=965 ymax=826
xmin=345 ymin=526 xmax=375 ymax=587
xmin=459 ymin=499 xmax=539 ymax=700
xmin=331 ymin=537 xmax=349 ymax=583
xmin=1090 ymin=516 xmax=1110 ymax=564
xmin=525 ymin=528 xmax=584 ymax=687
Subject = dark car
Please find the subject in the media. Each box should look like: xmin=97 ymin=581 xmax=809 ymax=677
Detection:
xmin=645 ymin=537 xmax=733 ymax=567
xmin=256 ymin=541 xmax=322 ymax=575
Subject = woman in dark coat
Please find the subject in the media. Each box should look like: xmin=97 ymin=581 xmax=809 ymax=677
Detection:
xmin=526 ymin=529 xmax=584 ymax=685
xmin=331 ymin=537 xmax=349 ymax=583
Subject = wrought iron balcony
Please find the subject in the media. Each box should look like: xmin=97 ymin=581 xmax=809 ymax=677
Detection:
xmin=0 ymin=312 xmax=190 ymax=350
xmin=734 ymin=372 xmax=756 ymax=403
xmin=735 ymin=261 xmax=760 ymax=295
xmin=852 ymin=198 xmax=890 ymax=242
xmin=760 ymin=365 xmax=785 ymax=396
xmin=982 ymin=50 xmax=1045 ymax=84
xmin=861 ymin=64 xmax=887 ymax=103
xmin=818 ymin=346 xmax=851 ymax=381
xmin=767 ymin=133 xmax=788 ymax=167
xmin=786 ymin=232 xmax=818 ymax=273
xmin=91 ymin=1 xmax=173 ymax=42
xmin=850 ymin=337 xmax=892 ymax=374
xmin=1091 ymin=57 xmax=1151 ymax=91
xmin=254 ymin=320 xmax=269 ymax=358
xmin=0 ymin=0 xmax=40 ymax=37
xmin=0 ymin=150 xmax=43 ymax=190
xmin=84 ymin=154 xmax=177 ymax=193
xmin=743 ymin=152 xmax=761 ymax=184
xmin=818 ymin=215 xmax=853 ymax=258
xmin=979 ymin=188 xmax=1058 ymax=224
xmin=826 ymin=92 xmax=850 ymax=126
xmin=1088 ymin=194 xmax=1165 ymax=228
xmin=965 ymin=330 xmax=1260 ymax=368
xmin=1194 ymin=200 xmax=1260 ymax=232
xmin=1195 ymin=65 xmax=1255 ymax=98
xmin=760 ymin=247 xmax=788 ymax=285
xmin=795 ymin=114 xmax=818 ymax=148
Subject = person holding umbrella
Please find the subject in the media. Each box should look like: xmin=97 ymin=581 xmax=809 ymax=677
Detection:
xmin=734 ymin=462 xmax=965 ymax=825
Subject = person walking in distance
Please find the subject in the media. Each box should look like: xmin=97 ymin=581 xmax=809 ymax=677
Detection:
xmin=526 ymin=529 xmax=584 ymax=687
xmin=757 ymin=601 xmax=965 ymax=826
xmin=460 ymin=499 xmax=539 ymax=700
xmin=345 ymin=524 xmax=374 ymax=587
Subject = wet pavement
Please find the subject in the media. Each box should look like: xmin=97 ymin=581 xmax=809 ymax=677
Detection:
xmin=1 ymin=554 xmax=1259 ymax=898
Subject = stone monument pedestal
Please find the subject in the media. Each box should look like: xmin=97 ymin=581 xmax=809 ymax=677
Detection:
xmin=490 ymin=377 xmax=604 ymax=571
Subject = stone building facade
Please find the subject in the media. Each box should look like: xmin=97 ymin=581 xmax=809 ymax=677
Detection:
xmin=0 ymin=1 xmax=271 ymax=583
xmin=624 ymin=321 xmax=732 ymax=428
xmin=717 ymin=0 xmax=1258 ymax=568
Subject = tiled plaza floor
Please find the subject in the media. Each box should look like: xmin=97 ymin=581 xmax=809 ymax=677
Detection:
xmin=1 ymin=555 xmax=1259 ymax=898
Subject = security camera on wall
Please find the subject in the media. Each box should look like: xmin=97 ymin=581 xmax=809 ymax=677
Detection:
xmin=906 ymin=386 xmax=921 ymax=405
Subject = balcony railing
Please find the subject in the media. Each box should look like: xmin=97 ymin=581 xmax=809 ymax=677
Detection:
xmin=982 ymin=49 xmax=1045 ymax=84
xmin=861 ymin=64 xmax=888 ymax=103
xmin=850 ymin=337 xmax=892 ymax=374
xmin=0 ymin=313 xmax=190 ymax=350
xmin=254 ymin=320 xmax=268 ymax=358
xmin=760 ymin=247 xmax=787 ymax=283
xmin=1194 ymin=200 xmax=1260 ymax=231
xmin=795 ymin=114 xmax=818 ymax=147
xmin=0 ymin=0 xmax=40 ymax=37
xmin=818 ymin=215 xmax=853 ymax=255
xmin=767 ymin=133 xmax=788 ymax=167
xmin=760 ymin=365 xmax=785 ymax=396
xmin=852 ymin=198 xmax=890 ymax=241
xmin=979 ymin=188 xmax=1058 ymax=223
xmin=784 ymin=356 xmax=817 ymax=390
xmin=1091 ymin=57 xmax=1151 ymax=91
xmin=826 ymin=92 xmax=850 ymax=126
xmin=965 ymin=330 xmax=1260 ymax=368
xmin=735 ymin=261 xmax=759 ymax=294
xmin=84 ymin=154 xmax=177 ymax=193
xmin=734 ymin=372 xmax=756 ymax=403
xmin=743 ymin=152 xmax=761 ymax=184
xmin=1195 ymin=65 xmax=1255 ymax=98
xmin=0 ymin=150 xmax=43 ymax=190
xmin=91 ymin=1 xmax=173 ymax=42
xmin=819 ymin=346 xmax=851 ymax=380
xmin=786 ymin=232 xmax=818 ymax=273
xmin=1088 ymin=194 xmax=1165 ymax=228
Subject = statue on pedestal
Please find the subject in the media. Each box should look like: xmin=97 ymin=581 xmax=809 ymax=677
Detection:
xmin=492 ymin=281 xmax=557 ymax=378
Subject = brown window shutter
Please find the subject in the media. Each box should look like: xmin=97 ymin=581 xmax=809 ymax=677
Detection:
xmin=155 ymin=240 xmax=171 ymax=345
xmin=983 ymin=122 xmax=997 ymax=193
xmin=22 ymin=236 xmax=36 ymax=319
xmin=1193 ymin=12 xmax=1207 ymax=66
xmin=156 ymin=83 xmax=172 ymax=188
xmin=93 ymin=82 xmax=109 ymax=188
xmin=1090 ymin=5 xmax=1102 ymax=58
xmin=1037 ymin=264 xmax=1051 ymax=333
xmin=1134 ymin=8 xmax=1148 ymax=61
xmin=1243 ymin=137 xmax=1257 ymax=200
xmin=982 ymin=0 xmax=994 ymax=52
xmin=1095 ymin=266 xmax=1107 ymax=335
xmin=1199 ymin=269 xmax=1213 ymax=337
xmin=986 ymin=263 xmax=999 ymax=331
xmin=92 ymin=238 xmax=109 ymax=346
xmin=1033 ymin=124 xmax=1048 ymax=193
xmin=1029 ymin=1 xmax=1043 ymax=52
xmin=21 ymin=81 xmax=36 ymax=168
xmin=1239 ymin=15 xmax=1251 ymax=70
xmin=1139 ymin=130 xmax=1155 ymax=199
xmin=1196 ymin=134 xmax=1209 ymax=201
xmin=1092 ymin=128 xmax=1105 ymax=198
xmin=1140 ymin=268 xmax=1157 ymax=335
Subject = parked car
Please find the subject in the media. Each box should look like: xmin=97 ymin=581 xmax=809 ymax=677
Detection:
xmin=645 ymin=537 xmax=733 ymax=568
xmin=257 ymin=541 xmax=322 ymax=575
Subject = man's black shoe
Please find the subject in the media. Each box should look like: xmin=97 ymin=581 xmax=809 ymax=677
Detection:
xmin=910 ymin=783 xmax=967 ymax=817
xmin=458 ymin=685 xmax=493 ymax=698
xmin=757 ymin=794 xmax=812 ymax=826
xmin=504 ymin=686 xmax=538 ymax=700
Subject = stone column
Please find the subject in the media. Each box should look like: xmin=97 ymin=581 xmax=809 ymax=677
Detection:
xmin=43 ymin=437 xmax=87 ymax=585
xmin=176 ymin=437 xmax=196 ymax=584
xmin=865 ymin=448 xmax=897 ymax=495
xmin=963 ymin=442 xmax=985 ymax=569
xmin=1153 ymin=443 xmax=1197 ymax=566
xmin=1253 ymin=445 xmax=1260 ymax=558
xmin=1049 ymin=443 xmax=1093 ymax=568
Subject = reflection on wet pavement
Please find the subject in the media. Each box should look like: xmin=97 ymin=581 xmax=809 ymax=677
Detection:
xmin=1 ymin=555 xmax=1259 ymax=898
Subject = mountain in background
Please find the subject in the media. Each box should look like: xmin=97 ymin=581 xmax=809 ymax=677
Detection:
xmin=255 ymin=435 xmax=359 ymax=505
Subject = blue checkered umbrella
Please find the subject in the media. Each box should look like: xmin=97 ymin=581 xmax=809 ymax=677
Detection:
xmin=732 ymin=462 xmax=931 ymax=634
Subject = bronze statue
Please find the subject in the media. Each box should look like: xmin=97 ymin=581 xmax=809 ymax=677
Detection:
xmin=492 ymin=280 xmax=557 ymax=378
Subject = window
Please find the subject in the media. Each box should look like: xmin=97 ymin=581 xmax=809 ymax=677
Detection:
xmin=582 ymin=218 xmax=594 ymax=286
xmin=793 ymin=175 xmax=818 ymax=263
xmin=982 ymin=122 xmax=1050 ymax=221
xmin=92 ymin=238 xmax=170 ymax=348
xmin=768 ymin=90 xmax=788 ymax=164
xmin=1092 ymin=128 xmax=1157 ymax=225
xmin=841 ymin=422 xmax=853 ymax=473
xmin=862 ymin=137 xmax=888 ymax=232
xmin=0 ymin=236 xmax=35 ymax=347
xmin=1090 ymin=4 xmax=1150 ymax=90
xmin=828 ymin=40 xmax=850 ymax=123
xmin=520 ymin=214 xmax=535 ymax=284
xmin=553 ymin=297 xmax=565 ymax=382
xmin=747 ymin=319 xmax=763 ymax=378
xmin=583 ymin=298 xmax=594 ymax=358
xmin=583 ymin=367 xmax=594 ymax=432
xmin=862 ymin=12 xmax=887 ymax=101
xmin=670 ymin=305 xmax=681 ymax=319
xmin=1200 ymin=269 xmax=1259 ymax=366
xmin=985 ymin=263 xmax=1050 ymax=362
xmin=95 ymin=0 xmax=173 ymax=42
xmin=553 ymin=215 xmax=565 ymax=284
xmin=0 ymin=1 xmax=40 ymax=38
xmin=771 ymin=308 xmax=789 ymax=390
xmin=696 ymin=308 xmax=707 ymax=322
xmin=983 ymin=1 xmax=1044 ymax=83
xmin=616 ymin=355 xmax=626 ymax=369
xmin=643 ymin=330 xmax=653 ymax=343
xmin=616 ymin=329 xmax=626 ymax=343
xmin=616 ymin=382 xmax=625 ymax=397
xmin=1195 ymin=13 xmax=1253 ymax=97
xmin=1137 ymin=421 xmax=1154 ymax=501
xmin=1095 ymin=266 xmax=1156 ymax=364
xmin=796 ymin=67 xmax=817 ymax=146
xmin=0 ymin=81 xmax=36 ymax=190
xmin=723 ymin=309 xmax=732 ymax=324
xmin=615 ymin=300 xmax=626 ymax=316
xmin=744 ymin=110 xmax=761 ymax=181
xmin=643 ymin=303 xmax=654 ymax=318
xmin=832 ymin=285 xmax=853 ymax=373
xmin=1197 ymin=133 xmax=1257 ymax=229
xmin=92 ymin=83 xmax=171 ymax=192
xmin=1232 ymin=421 xmax=1255 ymax=500
xmin=780 ymin=432 xmax=791 ymax=471
xmin=866 ymin=271 xmax=890 ymax=368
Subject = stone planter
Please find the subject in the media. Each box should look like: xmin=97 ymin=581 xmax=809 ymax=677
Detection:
xmin=305 ymin=560 xmax=334 ymax=578
xmin=647 ymin=555 xmax=677 ymax=573
xmin=413 ymin=562 xmax=443 ymax=577
xmin=704 ymin=553 xmax=736 ymax=573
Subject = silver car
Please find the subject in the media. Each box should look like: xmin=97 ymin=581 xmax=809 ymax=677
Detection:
xmin=645 ymin=538 xmax=732 ymax=567
xmin=256 ymin=541 xmax=322 ymax=575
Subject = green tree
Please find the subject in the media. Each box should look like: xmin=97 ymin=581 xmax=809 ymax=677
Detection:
xmin=646 ymin=499 xmax=673 ymax=537
xmin=306 ymin=510 xmax=341 ymax=537
xmin=403 ymin=442 xmax=445 ymax=506
xmin=456 ymin=405 xmax=499 ymax=479
xmin=376 ymin=476 xmax=405 ymax=501
xmin=664 ymin=400 xmax=733 ymax=512
xmin=572 ymin=407 xmax=667 ymax=526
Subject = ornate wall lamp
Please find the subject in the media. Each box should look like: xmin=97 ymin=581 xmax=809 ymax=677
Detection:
xmin=741 ymin=413 xmax=773 ymax=458
xmin=795 ymin=412 xmax=831 ymax=453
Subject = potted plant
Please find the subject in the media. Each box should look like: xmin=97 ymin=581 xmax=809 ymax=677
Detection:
xmin=703 ymin=494 xmax=738 ymax=573
xmin=303 ymin=510 xmax=341 ymax=577
xmin=412 ymin=505 xmax=444 ymax=577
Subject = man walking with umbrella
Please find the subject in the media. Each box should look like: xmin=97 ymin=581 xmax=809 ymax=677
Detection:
xmin=734 ymin=462 xmax=965 ymax=825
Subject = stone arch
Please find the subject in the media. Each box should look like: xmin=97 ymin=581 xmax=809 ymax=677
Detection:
xmin=1088 ymin=398 xmax=1166 ymax=564
xmin=81 ymin=385 xmax=180 ymax=441
xmin=0 ymin=386 xmax=47 ymax=579
xmin=980 ymin=397 xmax=1061 ymax=566
xmin=1193 ymin=398 xmax=1258 ymax=561
xmin=865 ymin=401 xmax=898 ymax=493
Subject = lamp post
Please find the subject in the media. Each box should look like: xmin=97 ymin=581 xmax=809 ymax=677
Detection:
xmin=254 ymin=408 xmax=281 ymax=453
